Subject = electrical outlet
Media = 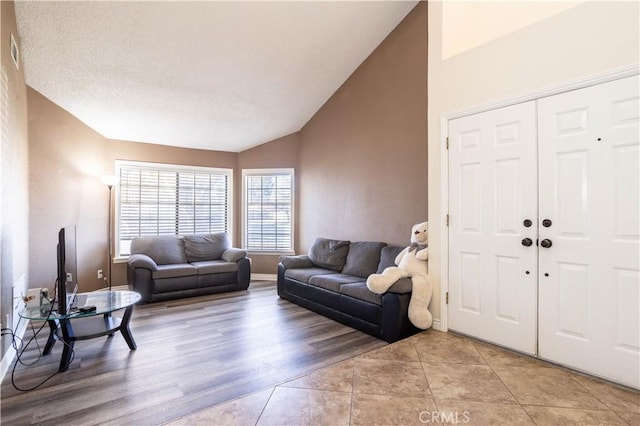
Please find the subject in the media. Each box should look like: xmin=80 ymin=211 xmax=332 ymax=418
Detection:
xmin=97 ymin=269 xmax=103 ymax=279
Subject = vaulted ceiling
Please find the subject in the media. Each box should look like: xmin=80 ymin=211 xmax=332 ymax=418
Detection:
xmin=15 ymin=1 xmax=418 ymax=152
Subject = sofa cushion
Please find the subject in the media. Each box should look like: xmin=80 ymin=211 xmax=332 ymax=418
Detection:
xmin=131 ymin=235 xmax=187 ymax=265
xmin=183 ymin=233 xmax=230 ymax=262
xmin=152 ymin=263 xmax=198 ymax=279
xmin=308 ymin=273 xmax=364 ymax=292
xmin=308 ymin=238 xmax=350 ymax=272
xmin=339 ymin=282 xmax=382 ymax=305
xmin=376 ymin=245 xmax=406 ymax=273
xmin=192 ymin=260 xmax=238 ymax=275
xmin=285 ymin=268 xmax=335 ymax=284
xmin=342 ymin=241 xmax=386 ymax=278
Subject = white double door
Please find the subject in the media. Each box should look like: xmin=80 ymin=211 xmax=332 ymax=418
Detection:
xmin=448 ymin=75 xmax=640 ymax=389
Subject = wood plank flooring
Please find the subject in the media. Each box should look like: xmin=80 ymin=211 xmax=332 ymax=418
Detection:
xmin=0 ymin=281 xmax=386 ymax=425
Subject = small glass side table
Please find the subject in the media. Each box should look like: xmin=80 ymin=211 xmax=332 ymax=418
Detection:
xmin=19 ymin=290 xmax=141 ymax=372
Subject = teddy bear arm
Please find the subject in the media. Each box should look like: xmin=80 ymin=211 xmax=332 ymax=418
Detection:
xmin=416 ymin=248 xmax=429 ymax=261
xmin=394 ymin=248 xmax=409 ymax=266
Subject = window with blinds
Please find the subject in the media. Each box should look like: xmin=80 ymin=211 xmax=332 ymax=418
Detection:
xmin=116 ymin=161 xmax=232 ymax=256
xmin=243 ymin=169 xmax=294 ymax=253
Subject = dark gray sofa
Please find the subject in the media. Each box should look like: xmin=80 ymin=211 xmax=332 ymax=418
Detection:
xmin=278 ymin=238 xmax=419 ymax=343
xmin=127 ymin=233 xmax=250 ymax=303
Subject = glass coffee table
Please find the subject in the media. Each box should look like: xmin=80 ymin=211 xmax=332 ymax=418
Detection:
xmin=19 ymin=290 xmax=141 ymax=372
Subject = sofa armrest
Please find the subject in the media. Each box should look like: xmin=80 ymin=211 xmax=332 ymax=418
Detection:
xmin=236 ymin=257 xmax=251 ymax=290
xmin=380 ymin=292 xmax=418 ymax=342
xmin=222 ymin=248 xmax=248 ymax=262
xmin=128 ymin=253 xmax=158 ymax=271
xmin=127 ymin=255 xmax=155 ymax=303
xmin=387 ymin=278 xmax=412 ymax=294
xmin=279 ymin=255 xmax=313 ymax=269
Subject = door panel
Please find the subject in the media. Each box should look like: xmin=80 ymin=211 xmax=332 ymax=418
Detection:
xmin=555 ymin=151 xmax=589 ymax=238
xmin=538 ymin=75 xmax=639 ymax=389
xmin=449 ymin=101 xmax=538 ymax=355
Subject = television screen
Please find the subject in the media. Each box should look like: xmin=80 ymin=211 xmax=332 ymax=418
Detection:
xmin=57 ymin=226 xmax=78 ymax=314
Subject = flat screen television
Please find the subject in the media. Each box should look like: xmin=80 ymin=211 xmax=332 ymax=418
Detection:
xmin=56 ymin=226 xmax=78 ymax=315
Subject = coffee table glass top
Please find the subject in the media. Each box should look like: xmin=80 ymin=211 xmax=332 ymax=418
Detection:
xmin=19 ymin=290 xmax=141 ymax=320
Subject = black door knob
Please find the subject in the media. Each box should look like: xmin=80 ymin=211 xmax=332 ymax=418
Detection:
xmin=542 ymin=219 xmax=552 ymax=227
xmin=541 ymin=239 xmax=553 ymax=248
xmin=521 ymin=238 xmax=533 ymax=247
xmin=523 ymin=219 xmax=532 ymax=228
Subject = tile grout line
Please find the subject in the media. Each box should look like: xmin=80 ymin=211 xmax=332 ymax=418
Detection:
xmin=414 ymin=335 xmax=439 ymax=419
xmin=467 ymin=338 xmax=638 ymax=424
xmin=348 ymin=357 xmax=356 ymax=426
xmin=253 ymin=386 xmax=276 ymax=426
xmin=468 ymin=339 xmax=538 ymax=425
xmin=565 ymin=373 xmax=635 ymax=419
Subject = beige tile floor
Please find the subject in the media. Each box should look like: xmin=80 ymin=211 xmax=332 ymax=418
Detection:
xmin=168 ymin=330 xmax=640 ymax=426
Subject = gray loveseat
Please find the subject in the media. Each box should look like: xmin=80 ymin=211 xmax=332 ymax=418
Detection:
xmin=278 ymin=238 xmax=419 ymax=342
xmin=127 ymin=233 xmax=250 ymax=303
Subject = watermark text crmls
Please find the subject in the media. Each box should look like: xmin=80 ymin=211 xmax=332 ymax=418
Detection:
xmin=419 ymin=410 xmax=471 ymax=424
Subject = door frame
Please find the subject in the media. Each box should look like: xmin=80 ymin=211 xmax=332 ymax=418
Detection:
xmin=439 ymin=64 xmax=639 ymax=333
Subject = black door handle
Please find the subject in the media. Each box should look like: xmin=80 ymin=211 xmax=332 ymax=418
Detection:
xmin=521 ymin=238 xmax=533 ymax=247
xmin=541 ymin=239 xmax=553 ymax=248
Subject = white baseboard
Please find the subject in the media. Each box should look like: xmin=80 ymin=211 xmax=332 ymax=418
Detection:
xmin=251 ymin=273 xmax=277 ymax=281
xmin=1 ymin=319 xmax=29 ymax=383
xmin=432 ymin=318 xmax=442 ymax=331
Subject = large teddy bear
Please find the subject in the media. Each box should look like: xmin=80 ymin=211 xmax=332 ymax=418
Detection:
xmin=366 ymin=221 xmax=433 ymax=329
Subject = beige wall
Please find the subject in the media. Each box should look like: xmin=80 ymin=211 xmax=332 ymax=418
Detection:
xmin=28 ymin=88 xmax=110 ymax=293
xmin=1 ymin=1 xmax=29 ymax=358
xmin=442 ymin=1 xmax=583 ymax=59
xmin=298 ymin=1 xmax=428 ymax=251
xmin=428 ymin=1 xmax=640 ymax=325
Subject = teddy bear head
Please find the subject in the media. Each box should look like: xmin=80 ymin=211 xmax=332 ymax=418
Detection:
xmin=411 ymin=221 xmax=429 ymax=245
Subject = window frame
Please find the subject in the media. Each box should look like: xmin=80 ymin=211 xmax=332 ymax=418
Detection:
xmin=114 ymin=160 xmax=233 ymax=261
xmin=242 ymin=168 xmax=295 ymax=255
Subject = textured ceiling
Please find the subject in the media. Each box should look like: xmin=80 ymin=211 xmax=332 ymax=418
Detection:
xmin=15 ymin=1 xmax=417 ymax=152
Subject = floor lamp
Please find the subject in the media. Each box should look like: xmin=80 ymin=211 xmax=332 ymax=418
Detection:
xmin=101 ymin=175 xmax=119 ymax=291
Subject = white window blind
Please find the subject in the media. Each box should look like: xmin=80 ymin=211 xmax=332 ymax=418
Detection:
xmin=243 ymin=169 xmax=294 ymax=252
xmin=116 ymin=161 xmax=232 ymax=256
